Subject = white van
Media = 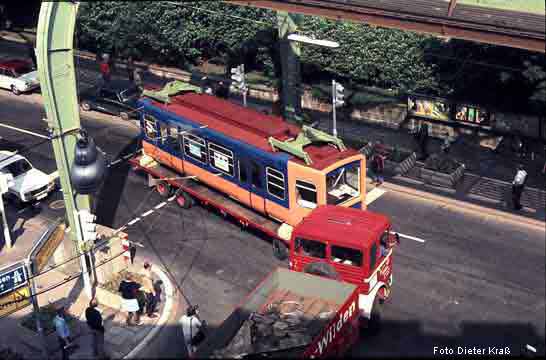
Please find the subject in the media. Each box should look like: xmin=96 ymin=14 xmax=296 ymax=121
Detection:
xmin=0 ymin=151 xmax=56 ymax=204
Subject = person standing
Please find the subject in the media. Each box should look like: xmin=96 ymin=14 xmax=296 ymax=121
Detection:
xmin=118 ymin=273 xmax=141 ymax=326
xmin=512 ymin=164 xmax=527 ymax=210
xmin=141 ymin=262 xmax=158 ymax=318
xmin=99 ymin=54 xmax=111 ymax=85
xmin=133 ymin=68 xmax=143 ymax=91
xmin=417 ymin=122 xmax=429 ymax=160
xmin=179 ymin=305 xmax=204 ymax=357
xmin=54 ymin=306 xmax=73 ymax=360
xmin=126 ymin=56 xmax=135 ymax=82
xmin=85 ymin=299 xmax=106 ymax=359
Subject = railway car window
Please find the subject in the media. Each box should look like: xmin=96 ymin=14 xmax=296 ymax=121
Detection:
xmin=295 ymin=180 xmax=317 ymax=208
xmin=251 ymin=162 xmax=262 ymax=189
xmin=295 ymin=238 xmax=326 ymax=259
xmin=266 ymin=168 xmax=285 ymax=200
xmin=331 ymin=245 xmax=362 ymax=267
xmin=208 ymin=142 xmax=234 ymax=177
xmin=143 ymin=115 xmax=158 ymax=139
xmin=238 ymin=160 xmax=247 ymax=183
xmin=183 ymin=134 xmax=207 ymax=164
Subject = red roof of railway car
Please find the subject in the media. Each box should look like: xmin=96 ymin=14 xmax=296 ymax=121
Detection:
xmin=152 ymin=92 xmax=360 ymax=170
xmin=295 ymin=205 xmax=390 ymax=249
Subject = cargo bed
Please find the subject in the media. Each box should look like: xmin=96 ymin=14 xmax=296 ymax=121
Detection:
xmin=129 ymin=155 xmax=282 ymax=238
xmin=195 ymin=268 xmax=360 ymax=359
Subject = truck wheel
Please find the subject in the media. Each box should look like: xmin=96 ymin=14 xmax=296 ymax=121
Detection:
xmin=368 ymin=296 xmax=383 ymax=335
xmin=303 ymin=262 xmax=339 ymax=280
xmin=272 ymin=239 xmax=288 ymax=261
xmin=11 ymin=86 xmax=21 ymax=96
xmin=176 ymin=191 xmax=193 ymax=209
xmin=156 ymin=181 xmax=171 ymax=197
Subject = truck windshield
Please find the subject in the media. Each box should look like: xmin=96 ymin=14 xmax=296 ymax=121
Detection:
xmin=326 ymin=161 xmax=360 ymax=205
xmin=6 ymin=159 xmax=33 ymax=178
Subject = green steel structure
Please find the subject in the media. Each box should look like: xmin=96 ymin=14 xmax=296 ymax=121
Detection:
xmin=36 ymin=1 xmax=93 ymax=297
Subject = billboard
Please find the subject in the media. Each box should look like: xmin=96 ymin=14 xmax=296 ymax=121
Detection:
xmin=408 ymin=96 xmax=450 ymax=121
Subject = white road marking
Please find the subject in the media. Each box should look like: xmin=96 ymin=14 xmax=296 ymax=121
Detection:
xmin=395 ymin=232 xmax=427 ymax=243
xmin=0 ymin=123 xmax=50 ymax=139
xmin=365 ymin=187 xmax=387 ymax=205
xmin=154 ymin=202 xmax=167 ymax=210
xmin=127 ymin=218 xmax=141 ymax=226
xmin=141 ymin=210 xmax=154 ymax=217
xmin=167 ymin=195 xmax=176 ymax=202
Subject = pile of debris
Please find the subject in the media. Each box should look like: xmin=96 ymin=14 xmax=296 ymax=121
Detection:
xmin=212 ymin=291 xmax=337 ymax=358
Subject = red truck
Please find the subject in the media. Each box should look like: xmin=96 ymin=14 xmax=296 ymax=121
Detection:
xmin=129 ymin=159 xmax=399 ymax=330
xmin=195 ymin=267 xmax=361 ymax=358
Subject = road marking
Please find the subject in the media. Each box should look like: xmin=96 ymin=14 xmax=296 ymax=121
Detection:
xmin=0 ymin=123 xmax=50 ymax=139
xmin=127 ymin=218 xmax=141 ymax=226
xmin=167 ymin=195 xmax=177 ymax=202
xmin=141 ymin=210 xmax=154 ymax=217
xmin=365 ymin=187 xmax=387 ymax=205
xmin=154 ymin=202 xmax=167 ymax=210
xmin=396 ymin=232 xmax=426 ymax=243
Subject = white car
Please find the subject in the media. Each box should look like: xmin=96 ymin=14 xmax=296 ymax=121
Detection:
xmin=0 ymin=151 xmax=56 ymax=204
xmin=0 ymin=59 xmax=39 ymax=95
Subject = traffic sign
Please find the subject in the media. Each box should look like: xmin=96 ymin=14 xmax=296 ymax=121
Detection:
xmin=0 ymin=264 xmax=28 ymax=296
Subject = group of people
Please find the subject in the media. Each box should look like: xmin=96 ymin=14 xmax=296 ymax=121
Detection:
xmin=53 ymin=298 xmax=107 ymax=360
xmin=118 ymin=262 xmax=163 ymax=326
xmin=52 ymin=262 xmax=163 ymax=360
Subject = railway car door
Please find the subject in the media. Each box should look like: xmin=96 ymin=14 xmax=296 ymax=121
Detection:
xmin=249 ymin=159 xmax=266 ymax=214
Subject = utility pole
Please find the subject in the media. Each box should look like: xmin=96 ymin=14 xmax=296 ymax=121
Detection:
xmin=332 ymin=80 xmax=344 ymax=138
xmin=0 ymin=174 xmax=12 ymax=249
xmin=26 ymin=260 xmax=49 ymax=359
xmin=36 ymin=2 xmax=94 ymax=298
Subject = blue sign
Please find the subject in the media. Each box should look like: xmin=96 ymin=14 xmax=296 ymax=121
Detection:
xmin=0 ymin=265 xmax=28 ymax=296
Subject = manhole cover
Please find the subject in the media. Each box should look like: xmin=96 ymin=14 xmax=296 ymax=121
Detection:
xmin=49 ymin=200 xmax=65 ymax=210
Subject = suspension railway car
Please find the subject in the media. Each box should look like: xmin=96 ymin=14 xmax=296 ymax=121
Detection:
xmin=131 ymin=85 xmax=367 ymax=254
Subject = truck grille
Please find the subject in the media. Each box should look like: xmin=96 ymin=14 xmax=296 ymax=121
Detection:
xmin=27 ymin=185 xmax=48 ymax=198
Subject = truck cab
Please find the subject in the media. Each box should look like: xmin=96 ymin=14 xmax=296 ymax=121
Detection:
xmin=288 ymin=205 xmax=398 ymax=326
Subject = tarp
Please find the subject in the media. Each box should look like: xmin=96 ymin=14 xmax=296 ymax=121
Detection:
xmin=142 ymin=80 xmax=202 ymax=103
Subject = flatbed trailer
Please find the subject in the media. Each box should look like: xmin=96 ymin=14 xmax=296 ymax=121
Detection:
xmin=195 ymin=268 xmax=361 ymax=359
xmin=129 ymin=154 xmax=283 ymax=241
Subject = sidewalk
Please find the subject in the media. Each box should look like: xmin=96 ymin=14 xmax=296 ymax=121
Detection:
xmin=1 ymin=29 xmax=544 ymax=224
xmin=0 ymin=257 xmax=178 ymax=360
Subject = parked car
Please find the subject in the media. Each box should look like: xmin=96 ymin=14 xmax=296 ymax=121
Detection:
xmin=0 ymin=151 xmax=56 ymax=205
xmin=80 ymin=80 xmax=141 ymax=120
xmin=0 ymin=59 xmax=39 ymax=95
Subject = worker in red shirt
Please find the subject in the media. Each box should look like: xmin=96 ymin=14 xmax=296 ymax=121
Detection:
xmin=99 ymin=53 xmax=111 ymax=84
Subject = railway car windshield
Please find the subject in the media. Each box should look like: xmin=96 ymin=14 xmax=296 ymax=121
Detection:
xmin=326 ymin=161 xmax=360 ymax=205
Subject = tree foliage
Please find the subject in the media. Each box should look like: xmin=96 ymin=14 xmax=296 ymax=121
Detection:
xmin=76 ymin=1 xmax=545 ymax=114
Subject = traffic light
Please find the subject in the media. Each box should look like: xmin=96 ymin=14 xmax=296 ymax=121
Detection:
xmin=230 ymin=64 xmax=245 ymax=90
xmin=78 ymin=209 xmax=97 ymax=243
xmin=70 ymin=130 xmax=107 ymax=194
xmin=333 ymin=80 xmax=344 ymax=107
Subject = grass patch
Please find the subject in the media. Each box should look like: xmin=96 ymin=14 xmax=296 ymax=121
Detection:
xmin=459 ymin=0 xmax=545 ymax=14
xmin=20 ymin=303 xmax=77 ymax=336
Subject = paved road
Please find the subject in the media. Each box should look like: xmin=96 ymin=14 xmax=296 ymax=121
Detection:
xmin=0 ymin=87 xmax=544 ymax=357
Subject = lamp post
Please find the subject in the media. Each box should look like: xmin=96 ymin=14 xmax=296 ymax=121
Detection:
xmin=287 ymin=33 xmax=340 ymax=134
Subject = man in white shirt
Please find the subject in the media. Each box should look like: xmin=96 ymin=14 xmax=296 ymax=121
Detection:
xmin=512 ymin=164 xmax=527 ymax=210
xmin=179 ymin=305 xmax=203 ymax=357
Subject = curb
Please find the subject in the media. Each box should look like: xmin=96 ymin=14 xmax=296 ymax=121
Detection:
xmin=381 ymin=181 xmax=545 ymax=230
xmin=123 ymin=264 xmax=176 ymax=359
